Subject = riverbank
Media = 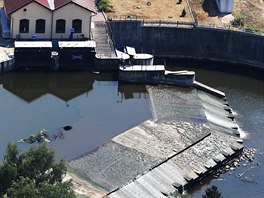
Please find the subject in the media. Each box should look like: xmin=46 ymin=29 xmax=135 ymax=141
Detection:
xmin=63 ymin=172 xmax=106 ymax=198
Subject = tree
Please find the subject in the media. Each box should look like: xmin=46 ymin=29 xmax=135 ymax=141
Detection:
xmin=7 ymin=177 xmax=37 ymax=198
xmin=0 ymin=143 xmax=76 ymax=198
xmin=202 ymin=185 xmax=223 ymax=198
xmin=37 ymin=181 xmax=76 ymax=198
xmin=0 ymin=143 xmax=19 ymax=194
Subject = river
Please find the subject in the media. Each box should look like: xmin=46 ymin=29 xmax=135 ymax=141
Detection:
xmin=0 ymin=67 xmax=263 ymax=198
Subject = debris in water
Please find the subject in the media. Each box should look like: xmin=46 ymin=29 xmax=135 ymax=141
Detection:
xmin=63 ymin=125 xmax=72 ymax=131
xmin=18 ymin=129 xmax=50 ymax=144
xmin=19 ymin=125 xmax=73 ymax=144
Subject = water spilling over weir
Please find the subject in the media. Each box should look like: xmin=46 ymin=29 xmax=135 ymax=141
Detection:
xmin=69 ymin=85 xmax=243 ymax=197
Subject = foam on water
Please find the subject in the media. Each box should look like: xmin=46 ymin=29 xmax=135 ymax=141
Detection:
xmin=204 ymin=111 xmax=237 ymax=130
xmin=237 ymin=126 xmax=249 ymax=139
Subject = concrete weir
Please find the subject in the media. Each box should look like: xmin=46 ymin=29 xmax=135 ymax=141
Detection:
xmin=68 ymin=85 xmax=243 ymax=197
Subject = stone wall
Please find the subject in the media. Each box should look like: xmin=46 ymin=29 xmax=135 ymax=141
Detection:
xmin=109 ymin=21 xmax=264 ymax=70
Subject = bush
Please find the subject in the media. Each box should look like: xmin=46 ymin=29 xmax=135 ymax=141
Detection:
xmin=232 ymin=13 xmax=245 ymax=27
xmin=97 ymin=0 xmax=112 ymax=12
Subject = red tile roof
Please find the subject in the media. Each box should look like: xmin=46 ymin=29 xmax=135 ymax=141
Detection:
xmin=37 ymin=0 xmax=50 ymax=9
xmin=4 ymin=0 xmax=50 ymax=15
xmin=4 ymin=0 xmax=31 ymax=15
xmin=72 ymin=0 xmax=96 ymax=12
xmin=4 ymin=0 xmax=95 ymax=15
xmin=54 ymin=0 xmax=71 ymax=9
xmin=55 ymin=0 xmax=96 ymax=12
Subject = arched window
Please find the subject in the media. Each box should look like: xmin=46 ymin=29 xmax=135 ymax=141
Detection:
xmin=72 ymin=19 xmax=82 ymax=33
xmin=36 ymin=19 xmax=45 ymax=33
xmin=19 ymin=19 xmax=29 ymax=33
xmin=56 ymin=19 xmax=66 ymax=33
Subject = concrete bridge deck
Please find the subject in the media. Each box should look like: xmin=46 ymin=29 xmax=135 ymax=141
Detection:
xmin=69 ymin=85 xmax=243 ymax=197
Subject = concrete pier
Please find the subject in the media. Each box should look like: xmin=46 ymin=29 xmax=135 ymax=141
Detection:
xmin=0 ymin=47 xmax=14 ymax=73
xmin=119 ymin=65 xmax=195 ymax=86
xmin=68 ymin=85 xmax=243 ymax=197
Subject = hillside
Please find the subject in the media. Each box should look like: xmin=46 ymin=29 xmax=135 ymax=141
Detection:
xmin=106 ymin=0 xmax=264 ymax=32
xmin=233 ymin=0 xmax=264 ymax=30
xmin=105 ymin=0 xmax=193 ymax=22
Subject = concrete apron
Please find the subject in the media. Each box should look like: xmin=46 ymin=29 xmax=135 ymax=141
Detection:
xmin=68 ymin=85 xmax=243 ymax=197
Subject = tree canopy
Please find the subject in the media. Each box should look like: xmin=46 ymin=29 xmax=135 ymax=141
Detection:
xmin=202 ymin=185 xmax=223 ymax=198
xmin=0 ymin=143 xmax=76 ymax=198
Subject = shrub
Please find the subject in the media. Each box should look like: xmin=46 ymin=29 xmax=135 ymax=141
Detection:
xmin=97 ymin=0 xmax=112 ymax=12
xmin=232 ymin=12 xmax=245 ymax=27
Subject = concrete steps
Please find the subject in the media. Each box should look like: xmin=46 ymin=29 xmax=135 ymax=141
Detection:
xmin=91 ymin=21 xmax=116 ymax=58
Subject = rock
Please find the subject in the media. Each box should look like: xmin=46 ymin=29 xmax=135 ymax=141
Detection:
xmin=236 ymin=139 xmax=243 ymax=144
xmin=178 ymin=128 xmax=185 ymax=133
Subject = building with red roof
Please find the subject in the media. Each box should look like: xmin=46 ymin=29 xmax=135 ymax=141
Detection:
xmin=3 ymin=0 xmax=96 ymax=39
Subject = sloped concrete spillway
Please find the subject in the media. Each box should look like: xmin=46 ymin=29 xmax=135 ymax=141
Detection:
xmin=69 ymin=85 xmax=243 ymax=197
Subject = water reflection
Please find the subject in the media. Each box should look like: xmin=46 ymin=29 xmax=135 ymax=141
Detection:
xmin=1 ymin=73 xmax=95 ymax=103
xmin=117 ymin=83 xmax=149 ymax=102
xmin=0 ymin=72 xmax=152 ymax=161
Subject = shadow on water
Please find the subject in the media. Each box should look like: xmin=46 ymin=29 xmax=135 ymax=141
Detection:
xmin=0 ymin=72 xmax=152 ymax=161
xmin=165 ymin=58 xmax=264 ymax=81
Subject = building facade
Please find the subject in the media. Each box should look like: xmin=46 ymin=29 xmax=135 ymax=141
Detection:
xmin=4 ymin=0 xmax=95 ymax=40
xmin=215 ymin=0 xmax=233 ymax=13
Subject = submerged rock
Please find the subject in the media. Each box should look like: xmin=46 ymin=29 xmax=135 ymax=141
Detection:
xmin=63 ymin=125 xmax=72 ymax=131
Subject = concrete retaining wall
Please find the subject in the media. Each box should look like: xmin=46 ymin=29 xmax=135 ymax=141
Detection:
xmin=0 ymin=58 xmax=15 ymax=73
xmin=109 ymin=21 xmax=264 ymax=70
xmin=95 ymin=57 xmax=121 ymax=71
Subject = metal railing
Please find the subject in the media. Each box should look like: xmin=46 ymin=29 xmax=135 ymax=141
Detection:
xmin=102 ymin=12 xmax=117 ymax=55
xmin=143 ymin=20 xmax=196 ymax=28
